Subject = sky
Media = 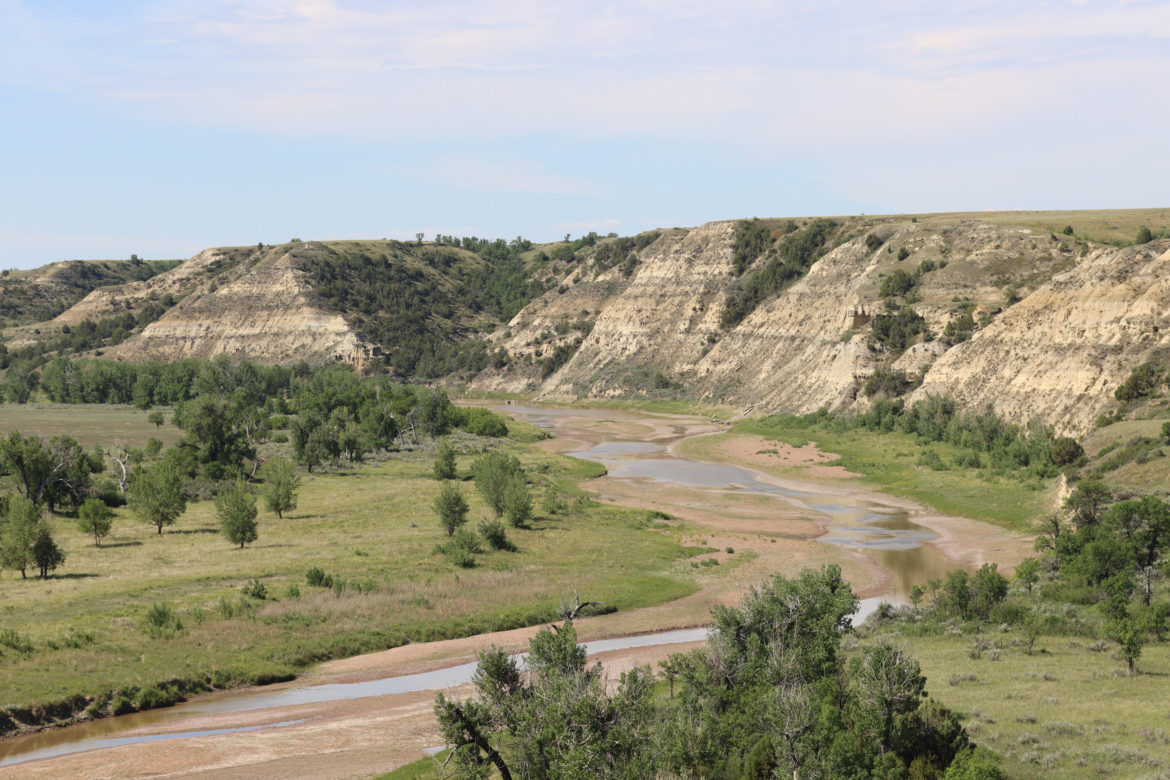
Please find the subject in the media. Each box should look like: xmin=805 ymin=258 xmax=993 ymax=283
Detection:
xmin=1 ymin=0 xmax=1168 ymax=269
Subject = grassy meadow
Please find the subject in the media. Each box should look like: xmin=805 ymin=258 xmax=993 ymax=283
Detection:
xmin=892 ymin=632 xmax=1170 ymax=779
xmin=0 ymin=409 xmax=700 ymax=716
xmin=0 ymin=404 xmax=181 ymax=448
xmin=729 ymin=418 xmax=1052 ymax=530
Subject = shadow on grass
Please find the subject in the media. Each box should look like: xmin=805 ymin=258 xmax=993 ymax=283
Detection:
xmin=96 ymin=540 xmax=144 ymax=549
xmin=48 ymin=572 xmax=102 ymax=580
xmin=168 ymin=528 xmax=221 ymax=535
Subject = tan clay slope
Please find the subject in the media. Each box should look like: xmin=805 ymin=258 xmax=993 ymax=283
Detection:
xmin=914 ymin=240 xmax=1170 ymax=434
xmin=478 ymin=217 xmax=1167 ymax=434
xmin=540 ymin=222 xmax=736 ymax=397
xmin=106 ymin=247 xmax=366 ymax=365
xmin=54 ymin=248 xmax=249 ymax=324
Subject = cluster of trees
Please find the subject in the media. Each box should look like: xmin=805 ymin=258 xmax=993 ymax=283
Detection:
xmin=722 ymin=219 xmax=840 ymax=329
xmin=869 ymin=306 xmax=927 ymax=354
xmin=1 ymin=496 xmax=66 ymax=578
xmin=850 ymin=395 xmax=1062 ymax=479
xmin=432 ymin=446 xmax=528 ymax=566
xmin=436 ymin=565 xmax=999 ymax=779
xmin=0 ymin=303 xmax=175 ymax=402
xmin=1 ymin=357 xmax=515 ymax=568
xmin=587 ymin=232 xmax=660 ymax=278
xmin=1039 ymin=480 xmax=1170 ymax=670
xmin=305 ymin=241 xmax=537 ymax=378
xmin=1114 ymin=362 xmax=1162 ymax=402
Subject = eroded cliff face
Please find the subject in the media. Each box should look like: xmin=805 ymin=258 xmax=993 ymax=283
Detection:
xmin=475 ymin=218 xmax=1169 ymax=435
xmin=42 ymin=214 xmax=1170 ymax=435
xmin=913 ymin=241 xmax=1170 ymax=433
xmin=106 ymin=248 xmax=368 ymax=366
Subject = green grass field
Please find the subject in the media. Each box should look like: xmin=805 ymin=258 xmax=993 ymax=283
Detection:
xmin=0 ymin=427 xmax=699 ymax=716
xmin=910 ymin=208 xmax=1170 ymax=247
xmin=892 ymin=631 xmax=1170 ymax=779
xmin=731 ymin=418 xmax=1051 ymax=530
xmin=0 ymin=404 xmax=181 ymax=448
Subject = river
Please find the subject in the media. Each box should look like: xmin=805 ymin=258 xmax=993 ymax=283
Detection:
xmin=0 ymin=404 xmax=1003 ymax=776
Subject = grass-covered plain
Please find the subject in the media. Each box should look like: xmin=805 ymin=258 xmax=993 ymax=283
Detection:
xmin=0 ymin=424 xmax=699 ymax=717
xmin=0 ymin=404 xmax=181 ymax=448
xmin=732 ymin=417 xmax=1051 ymax=530
xmin=891 ymin=632 xmax=1170 ymax=779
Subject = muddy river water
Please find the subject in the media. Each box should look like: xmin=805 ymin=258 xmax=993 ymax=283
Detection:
xmin=0 ymin=404 xmax=1017 ymax=776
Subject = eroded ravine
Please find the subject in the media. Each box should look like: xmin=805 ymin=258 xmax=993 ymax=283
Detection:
xmin=0 ymin=405 xmax=1034 ymax=778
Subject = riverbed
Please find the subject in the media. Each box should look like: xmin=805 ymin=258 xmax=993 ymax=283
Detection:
xmin=0 ymin=404 xmax=1033 ymax=778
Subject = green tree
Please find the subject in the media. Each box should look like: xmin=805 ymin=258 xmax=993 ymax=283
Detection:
xmin=418 ymin=387 xmax=454 ymax=436
xmin=472 ymin=451 xmax=524 ymax=518
xmin=435 ymin=620 xmax=655 ymax=779
xmin=32 ymin=526 xmax=64 ymax=578
xmin=1136 ymin=225 xmax=1154 ymax=244
xmin=435 ymin=482 xmax=469 ymax=536
xmin=502 ymin=471 xmax=531 ymax=527
xmin=129 ymin=460 xmax=187 ymax=534
xmin=147 ymin=410 xmax=165 ymax=427
xmin=433 ymin=439 xmax=457 ymax=480
xmin=217 ymin=479 xmax=258 ymax=548
xmin=1014 ymin=556 xmax=1040 ymax=592
xmin=77 ymin=497 xmax=114 ymax=546
xmin=0 ymin=496 xmax=40 ymax=578
xmin=258 ymin=456 xmax=300 ymax=519
xmin=0 ymin=432 xmax=91 ymax=509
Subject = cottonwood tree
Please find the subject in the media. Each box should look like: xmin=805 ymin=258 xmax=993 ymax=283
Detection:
xmin=217 ymin=479 xmax=259 ymax=548
xmin=129 ymin=460 xmax=187 ymax=534
xmin=471 ymin=451 xmax=526 ymax=520
xmin=435 ymin=482 xmax=469 ymax=536
xmin=1 ymin=496 xmax=41 ymax=578
xmin=77 ymin=497 xmax=114 ymax=546
xmin=32 ymin=527 xmax=65 ymax=578
xmin=259 ymin=456 xmax=300 ymax=519
xmin=433 ymin=439 xmax=457 ymax=480
xmin=435 ymin=620 xmax=655 ymax=779
xmin=0 ymin=432 xmax=92 ymax=510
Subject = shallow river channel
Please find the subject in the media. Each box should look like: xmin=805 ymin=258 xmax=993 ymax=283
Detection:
xmin=0 ymin=404 xmax=966 ymax=772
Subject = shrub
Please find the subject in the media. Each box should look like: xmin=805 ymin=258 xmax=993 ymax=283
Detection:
xmin=1050 ymin=437 xmax=1084 ymax=466
xmin=306 ymin=566 xmax=333 ymax=588
xmin=436 ymin=528 xmax=482 ymax=567
xmin=241 ymin=579 xmax=268 ymax=600
xmin=143 ymin=603 xmax=182 ymax=638
xmin=479 ymin=518 xmax=516 ymax=551
xmin=1114 ymin=362 xmax=1160 ymax=401
xmin=863 ymin=366 xmax=913 ymax=398
xmin=879 ymin=269 xmax=917 ymax=298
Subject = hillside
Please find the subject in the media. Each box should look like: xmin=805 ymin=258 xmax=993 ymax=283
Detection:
xmin=5 ymin=209 xmax=1170 ymax=434
xmin=0 ymin=257 xmax=180 ymax=325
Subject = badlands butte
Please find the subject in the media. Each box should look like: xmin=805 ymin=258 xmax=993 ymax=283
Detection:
xmin=5 ymin=208 xmax=1170 ymax=433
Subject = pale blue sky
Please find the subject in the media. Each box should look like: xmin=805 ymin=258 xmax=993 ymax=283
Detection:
xmin=1 ymin=0 xmax=1167 ymax=268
